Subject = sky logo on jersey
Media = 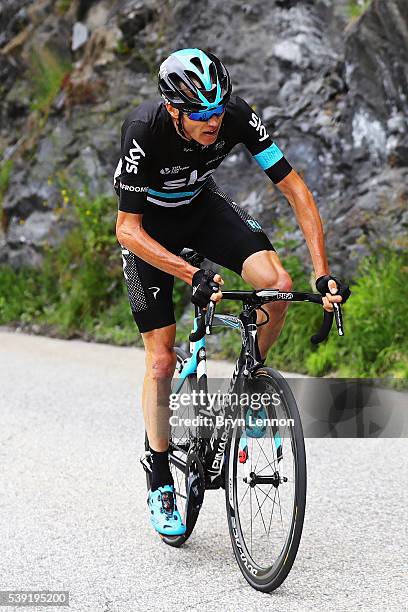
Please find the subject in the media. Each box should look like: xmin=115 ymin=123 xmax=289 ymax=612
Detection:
xmin=162 ymin=168 xmax=215 ymax=189
xmin=125 ymin=139 xmax=145 ymax=174
xmin=249 ymin=112 xmax=269 ymax=142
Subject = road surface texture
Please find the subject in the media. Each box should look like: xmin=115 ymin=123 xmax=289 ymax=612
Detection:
xmin=0 ymin=331 xmax=406 ymax=612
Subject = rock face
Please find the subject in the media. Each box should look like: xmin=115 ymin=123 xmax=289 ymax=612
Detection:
xmin=0 ymin=0 xmax=407 ymax=275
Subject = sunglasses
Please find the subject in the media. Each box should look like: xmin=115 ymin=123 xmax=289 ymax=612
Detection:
xmin=186 ymin=105 xmax=225 ymax=122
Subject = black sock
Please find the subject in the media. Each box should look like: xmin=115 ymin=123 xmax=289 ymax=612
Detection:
xmin=150 ymin=448 xmax=174 ymax=491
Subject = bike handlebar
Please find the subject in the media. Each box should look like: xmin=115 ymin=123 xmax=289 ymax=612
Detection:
xmin=311 ymin=309 xmax=333 ymax=345
xmin=188 ymin=290 xmax=344 ymax=344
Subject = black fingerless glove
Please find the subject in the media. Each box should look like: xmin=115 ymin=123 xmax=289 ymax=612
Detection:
xmin=315 ymin=275 xmax=351 ymax=303
xmin=191 ymin=269 xmax=219 ymax=308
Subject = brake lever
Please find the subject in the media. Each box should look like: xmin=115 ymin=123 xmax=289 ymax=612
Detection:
xmin=206 ymin=300 xmax=216 ymax=334
xmin=333 ymin=303 xmax=344 ymax=336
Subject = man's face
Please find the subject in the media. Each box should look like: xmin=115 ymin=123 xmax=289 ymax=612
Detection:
xmin=166 ymin=104 xmax=225 ymax=145
xmin=181 ymin=110 xmax=225 ymax=145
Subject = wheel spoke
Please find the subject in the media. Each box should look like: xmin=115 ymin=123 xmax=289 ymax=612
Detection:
xmin=256 ymin=484 xmax=281 ymax=508
xmin=252 ymin=484 xmax=274 ymax=523
xmin=276 ymin=485 xmax=284 ymax=527
xmin=267 ymin=487 xmax=278 ymax=537
xmin=250 ymin=484 xmax=253 ymax=555
xmin=238 ymin=482 xmax=250 ymax=508
xmin=253 ymin=487 xmax=269 ymax=536
xmin=256 ymin=439 xmax=278 ymax=471
xmin=256 ymin=456 xmax=280 ymax=473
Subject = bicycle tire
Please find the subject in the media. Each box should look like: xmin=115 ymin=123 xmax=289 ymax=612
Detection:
xmin=144 ymin=347 xmax=204 ymax=547
xmin=224 ymin=367 xmax=306 ymax=592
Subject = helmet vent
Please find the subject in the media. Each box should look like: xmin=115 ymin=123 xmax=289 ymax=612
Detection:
xmin=190 ymin=56 xmax=204 ymax=73
xmin=209 ymin=63 xmax=217 ymax=88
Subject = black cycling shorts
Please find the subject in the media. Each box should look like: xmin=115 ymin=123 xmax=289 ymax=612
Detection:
xmin=120 ymin=179 xmax=274 ymax=333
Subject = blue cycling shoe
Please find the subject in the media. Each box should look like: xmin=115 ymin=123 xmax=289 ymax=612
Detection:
xmin=245 ymin=406 xmax=268 ymax=438
xmin=147 ymin=485 xmax=186 ymax=536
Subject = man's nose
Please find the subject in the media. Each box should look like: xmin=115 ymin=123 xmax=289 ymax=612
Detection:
xmin=207 ymin=114 xmax=221 ymax=128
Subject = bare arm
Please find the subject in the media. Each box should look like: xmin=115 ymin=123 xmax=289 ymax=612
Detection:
xmin=276 ymin=169 xmax=345 ymax=311
xmin=116 ymin=211 xmax=197 ymax=284
xmin=276 ymin=170 xmax=330 ymax=279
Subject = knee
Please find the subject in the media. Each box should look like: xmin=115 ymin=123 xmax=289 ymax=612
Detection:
xmin=277 ymin=270 xmax=293 ymax=293
xmin=146 ymin=348 xmax=177 ymax=379
xmin=256 ymin=269 xmax=293 ymax=292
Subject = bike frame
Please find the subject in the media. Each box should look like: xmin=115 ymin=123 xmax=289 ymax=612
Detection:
xmin=172 ymin=303 xmax=261 ymax=488
xmin=169 ymin=286 xmax=342 ymax=489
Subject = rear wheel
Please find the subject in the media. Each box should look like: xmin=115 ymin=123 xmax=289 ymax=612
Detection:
xmin=225 ymin=367 xmax=306 ymax=591
xmin=144 ymin=347 xmax=205 ymax=547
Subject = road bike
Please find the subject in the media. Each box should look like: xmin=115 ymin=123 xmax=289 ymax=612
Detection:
xmin=141 ymin=249 xmax=344 ymax=592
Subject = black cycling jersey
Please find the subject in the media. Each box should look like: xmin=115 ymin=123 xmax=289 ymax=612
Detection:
xmin=113 ymin=95 xmax=292 ymax=214
xmin=120 ymin=178 xmax=274 ymax=333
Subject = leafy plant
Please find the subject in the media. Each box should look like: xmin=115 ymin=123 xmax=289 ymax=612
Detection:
xmin=306 ymin=250 xmax=408 ymax=384
xmin=0 ymin=159 xmax=13 ymax=227
xmin=30 ymin=48 xmax=71 ymax=114
xmin=347 ymin=0 xmax=373 ymax=20
xmin=56 ymin=0 xmax=72 ymax=14
xmin=0 ymin=159 xmax=13 ymax=200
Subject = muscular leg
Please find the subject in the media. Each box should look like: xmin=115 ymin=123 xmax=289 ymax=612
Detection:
xmin=141 ymin=324 xmax=177 ymax=452
xmin=241 ymin=250 xmax=292 ymax=360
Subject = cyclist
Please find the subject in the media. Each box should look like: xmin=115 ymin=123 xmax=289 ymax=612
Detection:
xmin=114 ymin=48 xmax=350 ymax=537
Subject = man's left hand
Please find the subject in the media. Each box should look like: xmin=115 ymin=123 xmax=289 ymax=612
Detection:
xmin=316 ymin=275 xmax=351 ymax=313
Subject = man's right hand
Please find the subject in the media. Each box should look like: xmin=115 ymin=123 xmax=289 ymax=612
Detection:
xmin=191 ymin=269 xmax=224 ymax=307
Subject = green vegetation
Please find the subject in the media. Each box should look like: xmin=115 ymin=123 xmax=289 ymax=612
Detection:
xmin=306 ymin=251 xmax=408 ymax=385
xmin=347 ymin=0 xmax=373 ymax=20
xmin=30 ymin=48 xmax=71 ymax=115
xmin=0 ymin=159 xmax=13 ymax=226
xmin=0 ymin=159 xmax=13 ymax=203
xmin=56 ymin=0 xmax=72 ymax=14
xmin=115 ymin=39 xmax=131 ymax=56
xmin=0 ymin=181 xmax=406 ymax=384
xmin=0 ymin=185 xmax=188 ymax=346
xmin=0 ymin=187 xmax=137 ymax=343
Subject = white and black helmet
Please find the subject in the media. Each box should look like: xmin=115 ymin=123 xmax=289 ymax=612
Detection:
xmin=158 ymin=48 xmax=232 ymax=112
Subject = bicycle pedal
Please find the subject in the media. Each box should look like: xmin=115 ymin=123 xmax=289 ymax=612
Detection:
xmin=140 ymin=450 xmax=152 ymax=473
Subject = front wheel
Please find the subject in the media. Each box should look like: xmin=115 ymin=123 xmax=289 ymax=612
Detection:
xmin=224 ymin=367 xmax=306 ymax=592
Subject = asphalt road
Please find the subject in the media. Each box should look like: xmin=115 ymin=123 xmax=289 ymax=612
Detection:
xmin=0 ymin=331 xmax=406 ymax=612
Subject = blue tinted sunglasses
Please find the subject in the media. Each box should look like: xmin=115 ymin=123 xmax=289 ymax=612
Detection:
xmin=186 ymin=105 xmax=225 ymax=121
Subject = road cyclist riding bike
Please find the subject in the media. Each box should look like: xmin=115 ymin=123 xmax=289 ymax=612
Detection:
xmin=114 ymin=49 xmax=350 ymax=539
xmin=141 ymin=247 xmax=346 ymax=592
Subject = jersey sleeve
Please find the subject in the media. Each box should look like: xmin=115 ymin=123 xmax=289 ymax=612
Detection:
xmin=233 ymin=96 xmax=292 ymax=184
xmin=114 ymin=120 xmax=152 ymax=214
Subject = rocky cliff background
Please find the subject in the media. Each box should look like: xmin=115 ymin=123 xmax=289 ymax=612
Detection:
xmin=0 ymin=0 xmax=407 ymax=275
